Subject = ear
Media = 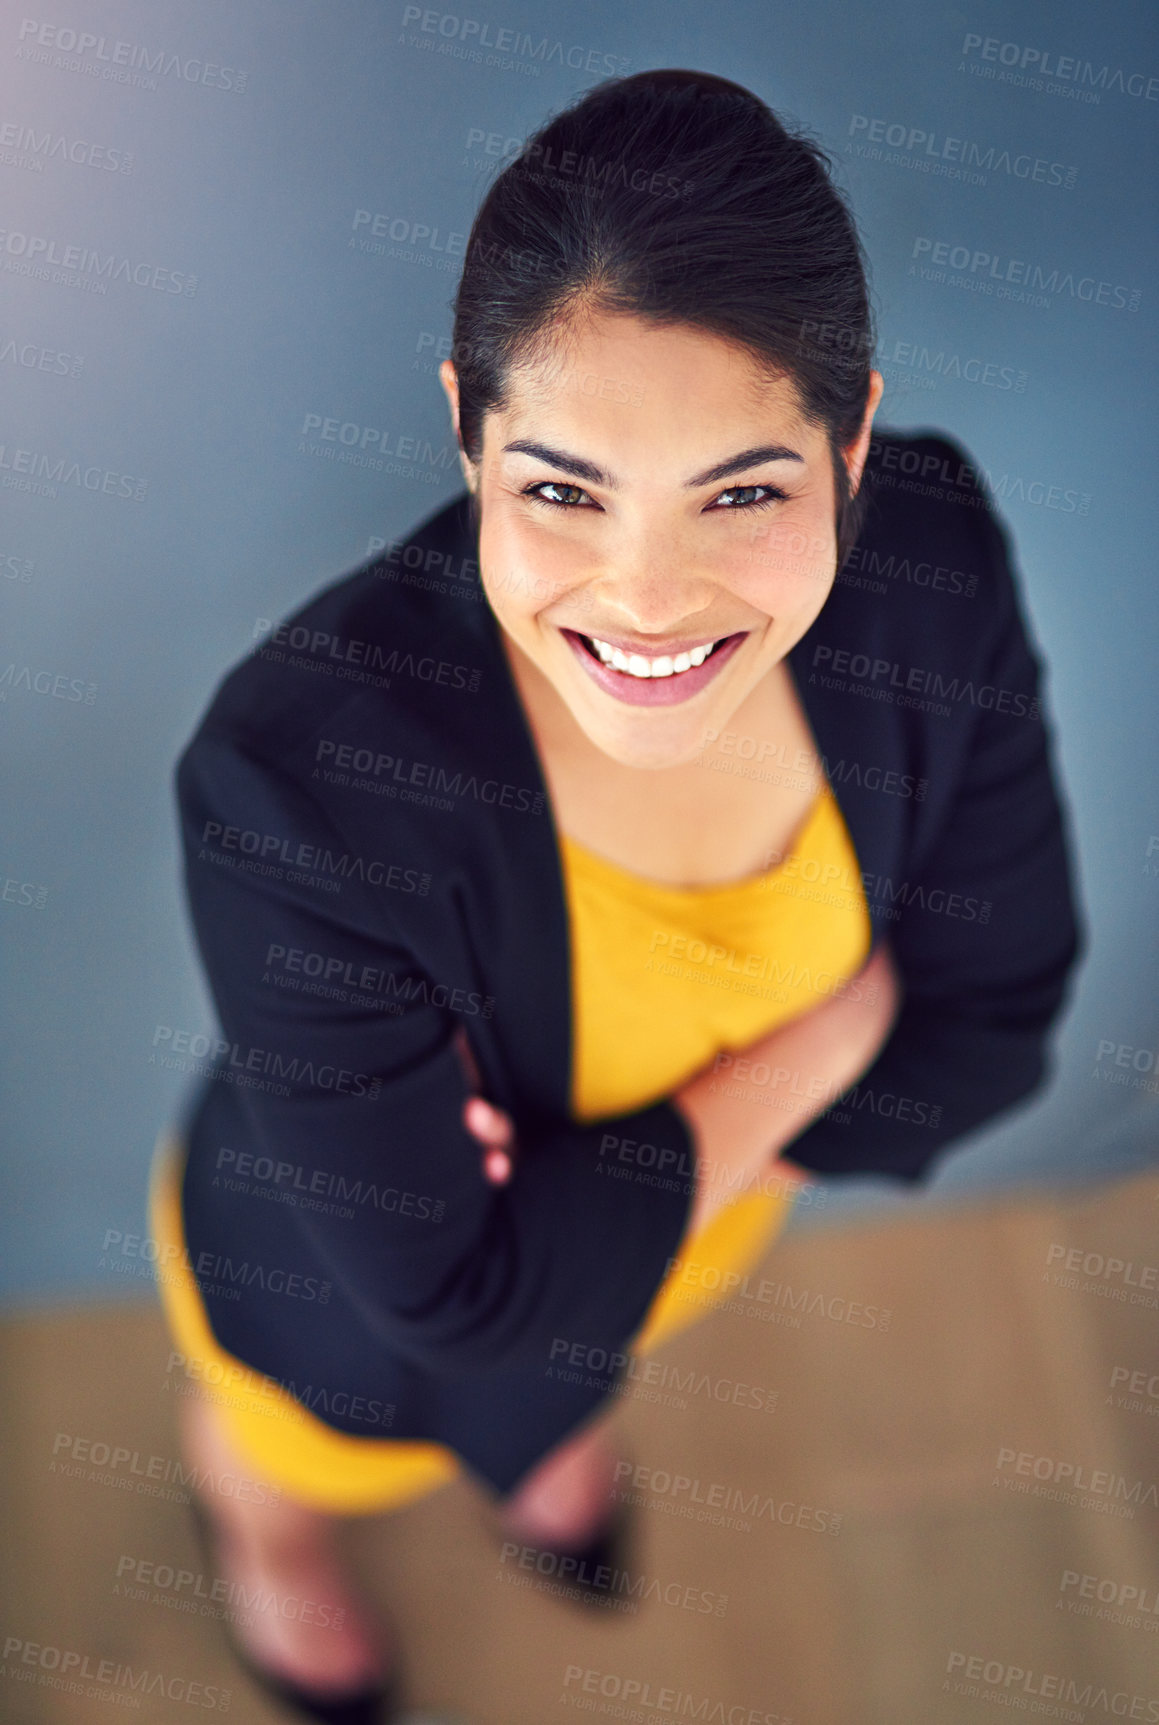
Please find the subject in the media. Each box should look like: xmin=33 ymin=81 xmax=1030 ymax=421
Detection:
xmin=439 ymin=360 xmax=478 ymax=495
xmin=842 ymin=369 xmax=885 ymax=497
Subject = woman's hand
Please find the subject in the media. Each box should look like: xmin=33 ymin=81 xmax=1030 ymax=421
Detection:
xmin=453 ymin=1025 xmax=517 ymax=1185
xmin=675 ymin=937 xmax=903 ymax=1235
xmin=454 ymin=937 xmax=903 ymax=1206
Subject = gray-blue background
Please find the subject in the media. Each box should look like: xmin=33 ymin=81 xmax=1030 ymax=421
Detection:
xmin=3 ymin=0 xmax=1157 ymax=1303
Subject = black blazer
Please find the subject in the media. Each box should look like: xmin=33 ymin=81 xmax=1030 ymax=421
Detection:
xmin=174 ymin=428 xmax=1081 ymax=1493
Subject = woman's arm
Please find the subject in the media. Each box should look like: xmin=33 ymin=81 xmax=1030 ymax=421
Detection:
xmin=674 ymin=938 xmax=901 ymax=1233
xmin=466 ymin=941 xmax=902 ymax=1234
xmin=780 ymin=462 xmax=1082 ymax=1182
xmin=177 ymin=727 xmax=697 ymax=1378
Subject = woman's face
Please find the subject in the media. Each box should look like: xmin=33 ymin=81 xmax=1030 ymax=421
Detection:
xmin=440 ymin=313 xmax=883 ymax=770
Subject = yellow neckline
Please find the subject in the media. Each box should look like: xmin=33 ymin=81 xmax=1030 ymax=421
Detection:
xmin=557 ymin=783 xmax=831 ymax=900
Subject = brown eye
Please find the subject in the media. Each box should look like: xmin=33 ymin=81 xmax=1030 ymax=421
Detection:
xmin=526 ymin=481 xmax=593 ymax=508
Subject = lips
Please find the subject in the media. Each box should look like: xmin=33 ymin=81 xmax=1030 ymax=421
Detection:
xmin=561 ymin=627 xmax=747 ymax=707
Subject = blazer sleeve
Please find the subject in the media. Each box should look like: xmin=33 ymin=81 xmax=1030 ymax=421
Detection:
xmin=786 ymin=477 xmax=1084 ymax=1183
xmin=176 ymin=731 xmax=695 ymax=1375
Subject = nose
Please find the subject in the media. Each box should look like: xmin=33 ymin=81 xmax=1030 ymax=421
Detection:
xmin=587 ymin=536 xmax=719 ymax=638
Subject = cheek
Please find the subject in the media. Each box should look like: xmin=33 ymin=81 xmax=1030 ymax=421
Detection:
xmin=727 ymin=512 xmax=837 ymax=618
xmin=480 ymin=507 xmax=592 ymax=619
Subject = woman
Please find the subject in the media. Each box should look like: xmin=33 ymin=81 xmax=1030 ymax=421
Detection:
xmin=151 ymin=68 xmax=1080 ymax=1724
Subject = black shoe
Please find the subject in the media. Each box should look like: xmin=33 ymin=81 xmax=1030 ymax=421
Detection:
xmin=187 ymin=1498 xmax=398 ymax=1723
xmin=538 ymin=1499 xmax=634 ymax=1609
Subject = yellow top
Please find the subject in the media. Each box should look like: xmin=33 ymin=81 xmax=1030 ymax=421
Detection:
xmin=149 ymin=782 xmax=870 ymax=1513
xmin=560 ymin=779 xmax=870 ymax=1354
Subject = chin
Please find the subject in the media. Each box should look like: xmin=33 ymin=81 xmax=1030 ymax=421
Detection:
xmin=581 ymin=711 xmax=708 ymax=771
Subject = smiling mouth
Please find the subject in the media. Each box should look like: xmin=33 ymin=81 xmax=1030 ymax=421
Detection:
xmin=573 ymin=631 xmax=740 ymax=679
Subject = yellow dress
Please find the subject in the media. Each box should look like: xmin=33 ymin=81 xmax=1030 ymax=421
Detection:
xmin=149 ymin=782 xmax=870 ymax=1513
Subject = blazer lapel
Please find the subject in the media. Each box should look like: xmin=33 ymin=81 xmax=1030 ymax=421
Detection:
xmin=429 ymin=496 xmax=912 ymax=1127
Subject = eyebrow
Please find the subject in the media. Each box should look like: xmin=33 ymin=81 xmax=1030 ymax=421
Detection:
xmin=501 ymin=439 xmax=805 ymax=489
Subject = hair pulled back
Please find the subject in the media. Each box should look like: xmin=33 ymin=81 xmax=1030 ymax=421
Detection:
xmin=450 ymin=68 xmax=876 ymax=565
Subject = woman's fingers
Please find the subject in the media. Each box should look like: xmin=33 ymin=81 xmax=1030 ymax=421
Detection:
xmin=452 ymin=1024 xmax=483 ymax=1090
xmin=482 ymin=1148 xmax=514 ymax=1186
xmin=463 ymin=1096 xmax=513 ymax=1144
xmin=463 ymin=1095 xmax=517 ymax=1185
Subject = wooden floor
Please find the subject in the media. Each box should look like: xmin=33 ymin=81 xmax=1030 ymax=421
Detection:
xmin=3 ymin=1169 xmax=1159 ymax=1724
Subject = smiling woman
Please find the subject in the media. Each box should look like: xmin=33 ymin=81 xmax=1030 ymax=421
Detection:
xmin=152 ymin=68 xmax=1081 ymax=1722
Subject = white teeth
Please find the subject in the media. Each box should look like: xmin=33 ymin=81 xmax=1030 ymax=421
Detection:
xmin=587 ymin=635 xmax=722 ymax=679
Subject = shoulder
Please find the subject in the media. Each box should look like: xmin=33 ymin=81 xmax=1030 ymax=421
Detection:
xmin=828 ymin=425 xmax=1027 ymax=665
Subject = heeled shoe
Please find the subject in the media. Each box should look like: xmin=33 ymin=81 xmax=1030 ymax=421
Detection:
xmin=187 ymin=1498 xmax=399 ymax=1724
xmin=536 ymin=1499 xmax=635 ymax=1609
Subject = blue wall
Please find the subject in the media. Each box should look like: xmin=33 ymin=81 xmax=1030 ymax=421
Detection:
xmin=3 ymin=0 xmax=1157 ymax=1300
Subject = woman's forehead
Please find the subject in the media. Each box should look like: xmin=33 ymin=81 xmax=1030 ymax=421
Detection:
xmin=507 ymin=312 xmax=789 ymax=387
xmin=494 ymin=317 xmax=814 ymax=446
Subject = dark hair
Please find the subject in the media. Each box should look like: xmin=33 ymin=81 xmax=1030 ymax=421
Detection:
xmin=449 ymin=69 xmax=877 ymax=567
